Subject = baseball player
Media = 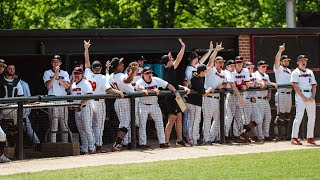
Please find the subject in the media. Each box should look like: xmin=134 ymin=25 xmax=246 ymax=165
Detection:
xmin=83 ymin=40 xmax=124 ymax=153
xmin=273 ymin=43 xmax=292 ymax=141
xmin=290 ymin=55 xmax=317 ymax=145
xmin=43 ymin=55 xmax=70 ymax=143
xmin=109 ymin=57 xmax=138 ymax=151
xmin=201 ymin=43 xmax=225 ymax=144
xmin=0 ymin=59 xmax=6 ymax=76
xmin=136 ymin=67 xmax=179 ymax=148
xmin=224 ymin=58 xmax=247 ymax=143
xmin=161 ymin=38 xmax=190 ymax=147
xmin=185 ymin=64 xmax=215 ymax=145
xmin=254 ymin=61 xmax=277 ymax=141
xmin=70 ymin=67 xmax=95 ymax=154
xmin=239 ymin=62 xmax=262 ymax=142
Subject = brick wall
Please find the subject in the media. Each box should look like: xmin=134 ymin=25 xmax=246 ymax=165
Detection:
xmin=238 ymin=35 xmax=251 ymax=62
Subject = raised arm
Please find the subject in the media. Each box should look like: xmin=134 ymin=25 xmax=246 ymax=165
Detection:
xmin=84 ymin=40 xmax=91 ymax=69
xmin=207 ymin=42 xmax=224 ymax=68
xmin=198 ymin=41 xmax=214 ymax=64
xmin=274 ymin=43 xmax=285 ymax=69
xmin=123 ymin=62 xmax=138 ymax=83
xmin=173 ymin=38 xmax=186 ymax=69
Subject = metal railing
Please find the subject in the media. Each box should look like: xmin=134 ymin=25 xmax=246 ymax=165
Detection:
xmin=0 ymin=84 xmax=293 ymax=160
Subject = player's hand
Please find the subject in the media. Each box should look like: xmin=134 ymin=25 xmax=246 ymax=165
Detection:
xmin=119 ymin=91 xmax=125 ymax=98
xmin=105 ymin=60 xmax=111 ymax=71
xmin=215 ymin=42 xmax=224 ymax=51
xmin=209 ymin=41 xmax=213 ymax=51
xmin=155 ymin=89 xmax=160 ymax=95
xmin=309 ymin=97 xmax=315 ymax=102
xmin=184 ymin=87 xmax=190 ymax=95
xmin=273 ymin=83 xmax=278 ymax=89
xmin=302 ymin=96 xmax=309 ymax=103
xmin=279 ymin=43 xmax=285 ymax=52
xmin=54 ymin=66 xmax=60 ymax=77
xmin=240 ymin=98 xmax=246 ymax=107
xmin=84 ymin=40 xmax=91 ymax=49
xmin=259 ymin=82 xmax=265 ymax=89
xmin=178 ymin=38 xmax=185 ymax=47
xmin=241 ymin=85 xmax=247 ymax=91
xmin=129 ymin=62 xmax=139 ymax=72
xmin=142 ymin=89 xmax=148 ymax=95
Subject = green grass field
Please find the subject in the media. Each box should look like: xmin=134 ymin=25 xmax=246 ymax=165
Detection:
xmin=2 ymin=148 xmax=320 ymax=180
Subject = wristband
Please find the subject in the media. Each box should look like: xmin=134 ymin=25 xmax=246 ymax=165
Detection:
xmin=55 ymin=77 xmax=60 ymax=80
xmin=174 ymin=90 xmax=179 ymax=94
xmin=312 ymin=95 xmax=316 ymax=99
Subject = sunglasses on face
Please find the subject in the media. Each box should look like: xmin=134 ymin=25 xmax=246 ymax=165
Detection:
xmin=74 ymin=72 xmax=83 ymax=75
xmin=260 ymin=65 xmax=267 ymax=68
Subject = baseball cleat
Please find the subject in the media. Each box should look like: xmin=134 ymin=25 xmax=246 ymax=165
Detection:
xmin=307 ymin=138 xmax=316 ymax=145
xmin=0 ymin=154 xmax=11 ymax=163
xmin=290 ymin=138 xmax=302 ymax=145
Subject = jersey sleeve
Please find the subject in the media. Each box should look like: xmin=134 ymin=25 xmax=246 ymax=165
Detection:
xmin=101 ymin=75 xmax=111 ymax=91
xmin=135 ymin=79 xmax=144 ymax=89
xmin=290 ymin=70 xmax=298 ymax=83
xmin=43 ymin=71 xmax=51 ymax=84
xmin=244 ymin=69 xmax=250 ymax=82
xmin=62 ymin=71 xmax=70 ymax=83
xmin=153 ymin=77 xmax=168 ymax=89
xmin=184 ymin=67 xmax=193 ymax=81
xmin=226 ymin=72 xmax=235 ymax=83
xmin=273 ymin=64 xmax=283 ymax=73
xmin=84 ymin=68 xmax=93 ymax=80
xmin=310 ymin=71 xmax=317 ymax=85
xmin=265 ymin=74 xmax=271 ymax=82
xmin=120 ymin=74 xmax=129 ymax=84
xmin=17 ymin=81 xmax=24 ymax=96
xmin=84 ymin=81 xmax=93 ymax=94
xmin=254 ymin=72 xmax=263 ymax=82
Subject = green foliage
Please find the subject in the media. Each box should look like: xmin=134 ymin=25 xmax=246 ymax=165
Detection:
xmin=3 ymin=149 xmax=320 ymax=179
xmin=0 ymin=0 xmax=319 ymax=29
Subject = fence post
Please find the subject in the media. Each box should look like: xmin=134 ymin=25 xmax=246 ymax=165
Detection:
xmin=130 ymin=97 xmax=137 ymax=149
xmin=17 ymin=101 xmax=24 ymax=160
xmin=219 ymin=92 xmax=225 ymax=144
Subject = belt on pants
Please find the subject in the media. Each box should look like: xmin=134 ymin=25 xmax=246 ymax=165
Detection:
xmin=141 ymin=103 xmax=154 ymax=106
xmin=301 ymin=90 xmax=311 ymax=92
xmin=207 ymin=96 xmax=219 ymax=99
xmin=257 ymin=97 xmax=267 ymax=99
xmin=280 ymin=92 xmax=291 ymax=94
xmin=94 ymin=99 xmax=104 ymax=101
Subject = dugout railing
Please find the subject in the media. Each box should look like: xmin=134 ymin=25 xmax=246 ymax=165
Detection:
xmin=0 ymin=84 xmax=293 ymax=160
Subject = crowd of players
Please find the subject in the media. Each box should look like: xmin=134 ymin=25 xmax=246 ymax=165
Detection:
xmin=0 ymin=39 xmax=317 ymax=163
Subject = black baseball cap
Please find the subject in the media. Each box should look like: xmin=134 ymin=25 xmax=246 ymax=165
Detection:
xmin=74 ymin=67 xmax=84 ymax=73
xmin=257 ymin=60 xmax=268 ymax=66
xmin=110 ymin=57 xmax=124 ymax=68
xmin=189 ymin=52 xmax=201 ymax=61
xmin=215 ymin=56 xmax=225 ymax=61
xmin=235 ymin=56 xmax=244 ymax=61
xmin=74 ymin=60 xmax=83 ymax=67
xmin=226 ymin=60 xmax=235 ymax=66
xmin=52 ymin=55 xmax=62 ymax=61
xmin=92 ymin=60 xmax=102 ymax=68
xmin=280 ymin=55 xmax=291 ymax=61
xmin=138 ymin=56 xmax=147 ymax=61
xmin=142 ymin=67 xmax=153 ymax=74
xmin=196 ymin=64 xmax=207 ymax=73
xmin=297 ymin=55 xmax=308 ymax=61
xmin=161 ymin=55 xmax=170 ymax=64
xmin=244 ymin=61 xmax=253 ymax=66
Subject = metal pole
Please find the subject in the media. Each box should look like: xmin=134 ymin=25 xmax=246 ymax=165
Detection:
xmin=219 ymin=93 xmax=225 ymax=144
xmin=286 ymin=0 xmax=296 ymax=28
xmin=130 ymin=97 xmax=137 ymax=149
xmin=17 ymin=101 xmax=24 ymax=160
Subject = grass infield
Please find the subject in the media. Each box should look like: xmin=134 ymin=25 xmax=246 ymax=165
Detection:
xmin=2 ymin=148 xmax=320 ymax=179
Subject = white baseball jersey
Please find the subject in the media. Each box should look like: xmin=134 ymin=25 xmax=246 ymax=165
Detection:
xmin=273 ymin=65 xmax=291 ymax=85
xmin=254 ymin=71 xmax=270 ymax=97
xmin=290 ymin=68 xmax=317 ymax=90
xmin=184 ymin=65 xmax=196 ymax=82
xmin=244 ymin=73 xmax=258 ymax=98
xmin=233 ymin=68 xmax=250 ymax=88
xmin=43 ymin=69 xmax=70 ymax=95
xmin=70 ymin=78 xmax=93 ymax=104
xmin=225 ymin=70 xmax=235 ymax=89
xmin=136 ymin=77 xmax=168 ymax=104
xmin=84 ymin=68 xmax=111 ymax=94
xmin=109 ymin=72 xmax=135 ymax=93
xmin=204 ymin=67 xmax=226 ymax=89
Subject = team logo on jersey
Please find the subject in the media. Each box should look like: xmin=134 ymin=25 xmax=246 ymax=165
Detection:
xmin=145 ymin=85 xmax=157 ymax=90
xmin=283 ymin=69 xmax=291 ymax=74
xmin=88 ymin=80 xmax=97 ymax=91
xmin=215 ymin=72 xmax=225 ymax=79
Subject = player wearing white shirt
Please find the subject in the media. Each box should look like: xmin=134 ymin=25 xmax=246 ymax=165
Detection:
xmin=273 ymin=43 xmax=293 ymax=141
xmin=43 ymin=55 xmax=70 ymax=143
xmin=70 ymin=67 xmax=95 ymax=154
xmin=224 ymin=58 xmax=247 ymax=143
xmin=239 ymin=62 xmax=262 ymax=142
xmin=83 ymin=40 xmax=124 ymax=153
xmin=109 ymin=57 xmax=138 ymax=151
xmin=136 ymin=67 xmax=179 ymax=148
xmin=202 ymin=54 xmax=226 ymax=144
xmin=290 ymin=55 xmax=317 ymax=145
xmin=254 ymin=61 xmax=277 ymax=142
